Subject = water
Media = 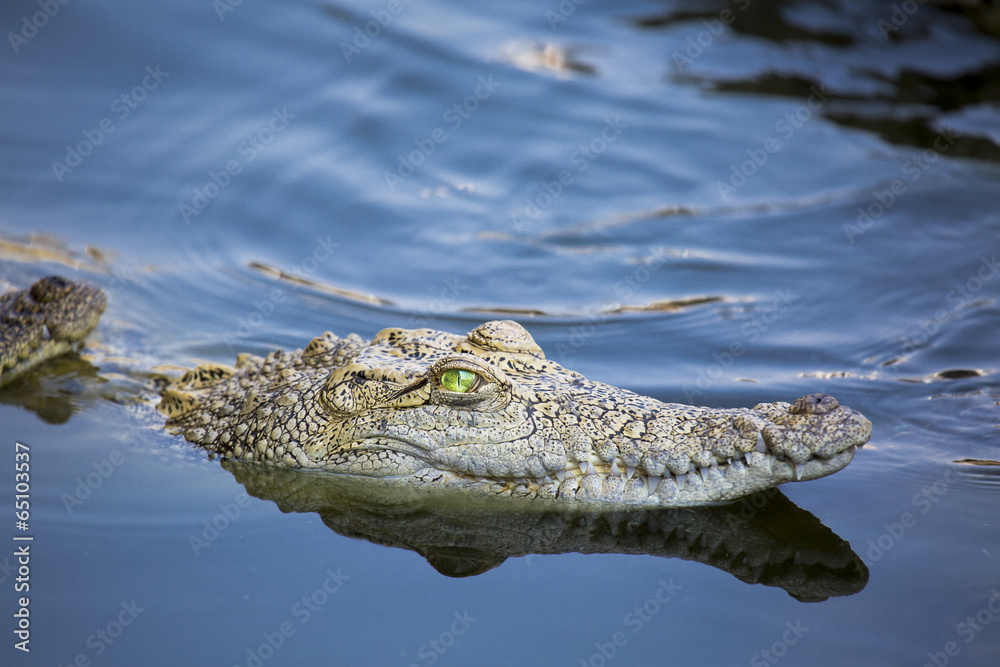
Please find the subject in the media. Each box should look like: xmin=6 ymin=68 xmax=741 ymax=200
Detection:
xmin=2 ymin=0 xmax=999 ymax=664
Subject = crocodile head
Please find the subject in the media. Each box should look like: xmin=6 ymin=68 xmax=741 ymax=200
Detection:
xmin=1 ymin=275 xmax=107 ymax=386
xmin=160 ymin=320 xmax=871 ymax=507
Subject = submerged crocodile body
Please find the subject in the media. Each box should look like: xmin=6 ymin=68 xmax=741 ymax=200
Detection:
xmin=2 ymin=276 xmax=871 ymax=507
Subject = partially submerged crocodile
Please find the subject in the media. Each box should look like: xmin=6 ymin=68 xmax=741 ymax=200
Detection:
xmin=4 ymin=276 xmax=871 ymax=508
xmin=0 ymin=275 xmax=106 ymax=386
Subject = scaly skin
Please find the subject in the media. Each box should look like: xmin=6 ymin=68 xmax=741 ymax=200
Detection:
xmin=160 ymin=320 xmax=871 ymax=507
xmin=0 ymin=276 xmax=106 ymax=386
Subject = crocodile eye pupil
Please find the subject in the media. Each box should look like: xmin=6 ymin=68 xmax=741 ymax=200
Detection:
xmin=441 ymin=369 xmax=477 ymax=393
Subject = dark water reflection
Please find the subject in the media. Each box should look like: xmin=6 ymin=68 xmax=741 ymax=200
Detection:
xmin=224 ymin=461 xmax=869 ymax=602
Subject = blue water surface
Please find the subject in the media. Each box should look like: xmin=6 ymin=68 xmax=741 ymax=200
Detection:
xmin=2 ymin=0 xmax=999 ymax=665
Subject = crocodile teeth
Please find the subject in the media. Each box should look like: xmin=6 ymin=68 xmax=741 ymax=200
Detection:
xmin=583 ymin=460 xmax=597 ymax=476
xmin=554 ymin=469 xmax=565 ymax=482
xmin=756 ymin=432 xmax=767 ymax=453
xmin=794 ymin=463 xmax=804 ymax=481
xmin=699 ymin=467 xmax=709 ymax=483
xmin=610 ymin=460 xmax=622 ymax=477
xmin=647 ymin=476 xmax=661 ymax=495
xmin=676 ymin=473 xmax=686 ymax=489
xmin=625 ymin=466 xmax=635 ymax=480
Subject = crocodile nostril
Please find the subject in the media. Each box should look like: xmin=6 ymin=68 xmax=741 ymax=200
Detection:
xmin=788 ymin=393 xmax=839 ymax=415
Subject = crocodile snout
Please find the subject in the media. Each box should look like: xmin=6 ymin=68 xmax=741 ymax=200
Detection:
xmin=789 ymin=393 xmax=839 ymax=415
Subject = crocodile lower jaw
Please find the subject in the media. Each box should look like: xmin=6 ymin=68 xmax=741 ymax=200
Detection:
xmin=398 ymin=446 xmax=857 ymax=507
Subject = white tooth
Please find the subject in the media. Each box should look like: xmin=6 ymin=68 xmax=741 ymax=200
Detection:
xmin=699 ymin=467 xmax=709 ymax=483
xmin=647 ymin=476 xmax=661 ymax=495
xmin=756 ymin=432 xmax=767 ymax=453
xmin=794 ymin=463 xmax=804 ymax=481
xmin=584 ymin=461 xmax=597 ymax=476
xmin=610 ymin=460 xmax=621 ymax=477
xmin=554 ymin=469 xmax=565 ymax=482
xmin=676 ymin=473 xmax=686 ymax=489
xmin=625 ymin=466 xmax=635 ymax=480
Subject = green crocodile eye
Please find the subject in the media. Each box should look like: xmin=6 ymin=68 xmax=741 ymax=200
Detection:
xmin=440 ymin=369 xmax=478 ymax=393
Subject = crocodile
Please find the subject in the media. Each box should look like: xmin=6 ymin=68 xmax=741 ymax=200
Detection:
xmin=2 ymin=276 xmax=871 ymax=507
xmin=0 ymin=275 xmax=106 ymax=387
xmin=159 ymin=321 xmax=871 ymax=508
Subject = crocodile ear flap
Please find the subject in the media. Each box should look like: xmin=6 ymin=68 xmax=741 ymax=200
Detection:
xmin=157 ymin=388 xmax=200 ymax=420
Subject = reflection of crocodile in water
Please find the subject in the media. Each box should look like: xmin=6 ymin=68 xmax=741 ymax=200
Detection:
xmin=224 ymin=460 xmax=869 ymax=601
xmin=2 ymin=276 xmax=871 ymax=508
